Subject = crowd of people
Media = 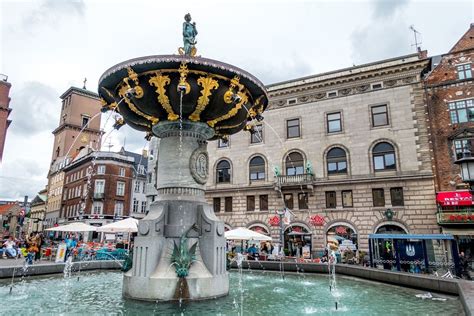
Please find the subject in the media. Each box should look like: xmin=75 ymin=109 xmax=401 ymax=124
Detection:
xmin=0 ymin=232 xmax=45 ymax=264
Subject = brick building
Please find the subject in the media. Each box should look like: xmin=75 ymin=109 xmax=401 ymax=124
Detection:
xmin=44 ymin=86 xmax=102 ymax=228
xmin=204 ymin=52 xmax=438 ymax=255
xmin=0 ymin=74 xmax=12 ymax=162
xmin=61 ymin=149 xmax=135 ymax=233
xmin=425 ymin=24 xmax=474 ymax=255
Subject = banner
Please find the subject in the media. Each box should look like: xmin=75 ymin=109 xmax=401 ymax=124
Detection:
xmin=55 ymin=243 xmax=67 ymax=263
xmin=283 ymin=209 xmax=292 ymax=225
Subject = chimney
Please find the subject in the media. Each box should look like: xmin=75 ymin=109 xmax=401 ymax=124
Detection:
xmin=418 ymin=48 xmax=428 ymax=59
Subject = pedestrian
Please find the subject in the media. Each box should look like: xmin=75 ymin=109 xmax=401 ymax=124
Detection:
xmin=4 ymin=236 xmax=17 ymax=258
xmin=26 ymin=233 xmax=39 ymax=265
xmin=459 ymin=252 xmax=472 ymax=280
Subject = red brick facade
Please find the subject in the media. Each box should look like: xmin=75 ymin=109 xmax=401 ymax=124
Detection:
xmin=426 ymin=24 xmax=474 ymax=192
xmin=61 ymin=152 xmax=134 ymax=221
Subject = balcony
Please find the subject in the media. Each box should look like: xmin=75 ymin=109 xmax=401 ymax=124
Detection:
xmin=93 ymin=192 xmax=105 ymax=199
xmin=275 ymin=174 xmax=314 ymax=188
xmin=437 ymin=210 xmax=474 ymax=225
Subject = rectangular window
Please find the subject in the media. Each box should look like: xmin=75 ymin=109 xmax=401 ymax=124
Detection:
xmin=371 ymin=105 xmax=389 ymax=127
xmin=133 ymin=200 xmax=139 ymax=213
xmin=213 ymin=197 xmax=221 ymax=213
xmin=448 ymin=99 xmax=474 ymax=124
xmin=134 ymin=181 xmax=140 ymax=193
xmin=298 ymin=193 xmax=308 ymax=209
xmin=372 ymin=188 xmax=385 ymax=207
xmin=147 ymin=173 xmax=152 ymax=183
xmin=327 ymin=91 xmax=338 ymax=98
xmin=371 ymin=82 xmax=383 ymax=90
xmin=94 ymin=180 xmax=105 ymax=194
xmin=93 ymin=202 xmax=103 ymax=215
xmin=224 ymin=197 xmax=232 ymax=212
xmin=218 ymin=138 xmax=229 ymax=148
xmin=116 ymin=181 xmax=125 ymax=196
xmin=457 ymin=64 xmax=472 ymax=80
xmin=287 ymin=118 xmax=300 ymax=138
xmin=247 ymin=196 xmax=255 ymax=212
xmin=114 ymin=202 xmax=124 ymax=216
xmin=327 ymin=112 xmax=342 ymax=133
xmin=81 ymin=115 xmax=90 ymax=128
xmin=142 ymin=181 xmax=146 ymax=193
xmin=119 ymin=167 xmax=125 ymax=177
xmin=251 ymin=125 xmax=263 ymax=144
xmin=97 ymin=165 xmax=106 ymax=175
xmin=287 ymin=98 xmax=297 ymax=105
xmin=284 ymin=193 xmax=294 ymax=209
xmin=390 ymin=187 xmax=404 ymax=206
xmin=141 ymin=201 xmax=147 ymax=213
xmin=137 ymin=165 xmax=145 ymax=175
xmin=259 ymin=195 xmax=268 ymax=211
xmin=454 ymin=139 xmax=472 ymax=160
xmin=325 ymin=191 xmax=337 ymax=208
xmin=342 ymin=190 xmax=353 ymax=208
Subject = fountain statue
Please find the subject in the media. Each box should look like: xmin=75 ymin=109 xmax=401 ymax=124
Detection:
xmin=98 ymin=16 xmax=268 ymax=301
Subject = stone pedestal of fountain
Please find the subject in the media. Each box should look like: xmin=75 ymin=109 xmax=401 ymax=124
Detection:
xmin=98 ymin=55 xmax=268 ymax=301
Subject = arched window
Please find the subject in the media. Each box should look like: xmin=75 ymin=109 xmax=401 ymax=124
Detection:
xmin=373 ymin=142 xmax=396 ymax=171
xmin=216 ymin=160 xmax=231 ymax=183
xmin=327 ymin=147 xmax=347 ymax=175
xmin=376 ymin=224 xmax=407 ymax=234
xmin=249 ymin=156 xmax=265 ymax=181
xmin=285 ymin=152 xmax=304 ymax=176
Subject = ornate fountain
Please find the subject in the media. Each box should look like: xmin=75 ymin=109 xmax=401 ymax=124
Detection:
xmin=98 ymin=14 xmax=268 ymax=301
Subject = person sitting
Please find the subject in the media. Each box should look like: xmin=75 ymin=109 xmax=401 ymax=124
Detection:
xmin=247 ymin=244 xmax=258 ymax=260
xmin=4 ymin=236 xmax=17 ymax=258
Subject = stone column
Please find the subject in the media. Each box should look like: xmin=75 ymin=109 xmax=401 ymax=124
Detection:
xmin=123 ymin=121 xmax=229 ymax=301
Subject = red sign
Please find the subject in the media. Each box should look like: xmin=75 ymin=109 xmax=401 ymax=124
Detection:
xmin=436 ymin=191 xmax=474 ymax=206
xmin=269 ymin=215 xmax=280 ymax=226
xmin=309 ymin=215 xmax=324 ymax=227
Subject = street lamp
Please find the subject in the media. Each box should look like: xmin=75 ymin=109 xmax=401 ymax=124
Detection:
xmin=454 ymin=148 xmax=474 ymax=192
xmin=275 ymin=208 xmax=286 ymax=258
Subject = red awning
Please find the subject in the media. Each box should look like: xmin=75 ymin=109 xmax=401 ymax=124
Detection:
xmin=436 ymin=191 xmax=474 ymax=206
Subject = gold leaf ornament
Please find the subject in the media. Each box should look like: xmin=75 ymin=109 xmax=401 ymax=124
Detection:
xmin=149 ymin=73 xmax=179 ymax=121
xmin=189 ymin=76 xmax=219 ymax=122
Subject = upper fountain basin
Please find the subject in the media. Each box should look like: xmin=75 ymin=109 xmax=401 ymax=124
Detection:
xmin=98 ymin=55 xmax=268 ymax=139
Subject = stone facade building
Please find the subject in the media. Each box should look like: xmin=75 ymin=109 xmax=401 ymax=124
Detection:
xmin=45 ymin=86 xmax=102 ymax=228
xmin=0 ymin=74 xmax=12 ymax=162
xmin=425 ymin=24 xmax=474 ymax=255
xmin=61 ymin=150 xmax=135 ymax=231
xmin=120 ymin=148 xmax=148 ymax=219
xmin=28 ymin=189 xmax=47 ymax=234
xmin=205 ymin=52 xmax=438 ymax=254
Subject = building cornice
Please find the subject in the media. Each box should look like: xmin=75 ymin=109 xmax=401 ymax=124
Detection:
xmin=52 ymin=123 xmax=103 ymax=135
xmin=60 ymin=86 xmax=100 ymax=100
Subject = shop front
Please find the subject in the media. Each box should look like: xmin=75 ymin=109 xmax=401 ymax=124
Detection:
xmin=436 ymin=191 xmax=474 ymax=270
xmin=284 ymin=224 xmax=312 ymax=258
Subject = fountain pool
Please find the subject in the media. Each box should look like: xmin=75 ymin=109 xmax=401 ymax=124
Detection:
xmin=0 ymin=271 xmax=462 ymax=315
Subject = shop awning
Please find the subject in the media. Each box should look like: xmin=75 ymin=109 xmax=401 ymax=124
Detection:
xmin=436 ymin=191 xmax=474 ymax=206
xmin=442 ymin=228 xmax=474 ymax=236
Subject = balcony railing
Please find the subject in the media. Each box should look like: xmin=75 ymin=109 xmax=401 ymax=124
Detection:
xmin=437 ymin=210 xmax=474 ymax=225
xmin=93 ymin=192 xmax=105 ymax=199
xmin=276 ymin=174 xmax=314 ymax=186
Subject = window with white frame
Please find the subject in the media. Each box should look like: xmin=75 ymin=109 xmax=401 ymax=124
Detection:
xmin=141 ymin=201 xmax=147 ymax=213
xmin=457 ymin=64 xmax=472 ymax=80
xmin=114 ymin=202 xmax=124 ymax=216
xmin=116 ymin=181 xmax=125 ymax=196
xmin=142 ymin=181 xmax=146 ymax=193
xmin=94 ymin=180 xmax=105 ymax=193
xmin=92 ymin=202 xmax=103 ymax=215
xmin=119 ymin=167 xmax=125 ymax=177
xmin=453 ymin=139 xmax=473 ymax=160
xmin=133 ymin=200 xmax=139 ymax=213
xmin=134 ymin=181 xmax=140 ymax=193
xmin=449 ymin=99 xmax=474 ymax=124
xmin=97 ymin=165 xmax=106 ymax=174
xmin=137 ymin=164 xmax=145 ymax=175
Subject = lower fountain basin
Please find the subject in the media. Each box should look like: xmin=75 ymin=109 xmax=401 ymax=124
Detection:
xmin=0 ymin=271 xmax=463 ymax=315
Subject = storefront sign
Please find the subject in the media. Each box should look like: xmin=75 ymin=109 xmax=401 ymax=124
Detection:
xmin=309 ymin=215 xmax=324 ymax=226
xmin=55 ymin=243 xmax=67 ymax=263
xmin=436 ymin=191 xmax=474 ymax=206
xmin=302 ymin=246 xmax=311 ymax=259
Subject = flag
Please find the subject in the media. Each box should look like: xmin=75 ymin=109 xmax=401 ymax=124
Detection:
xmin=283 ymin=208 xmax=292 ymax=225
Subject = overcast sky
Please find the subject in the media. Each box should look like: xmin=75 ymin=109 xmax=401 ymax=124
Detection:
xmin=0 ymin=0 xmax=472 ymax=200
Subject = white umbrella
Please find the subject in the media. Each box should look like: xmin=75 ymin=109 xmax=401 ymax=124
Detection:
xmin=96 ymin=217 xmax=138 ymax=233
xmin=45 ymin=222 xmax=97 ymax=232
xmin=225 ymin=227 xmax=271 ymax=241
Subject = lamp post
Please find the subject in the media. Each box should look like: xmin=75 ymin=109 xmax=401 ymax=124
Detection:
xmin=454 ymin=148 xmax=474 ymax=193
xmin=276 ymin=208 xmax=285 ymax=257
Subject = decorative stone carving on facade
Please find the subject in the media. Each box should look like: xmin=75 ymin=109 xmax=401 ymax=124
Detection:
xmin=298 ymin=96 xmax=309 ymax=102
xmin=190 ymin=146 xmax=209 ymax=184
xmin=402 ymin=76 xmax=416 ymax=83
xmin=339 ymin=88 xmax=351 ymax=96
xmin=276 ymin=100 xmax=286 ymax=106
xmin=383 ymin=79 xmax=397 ymax=87
xmin=138 ymin=221 xmax=150 ymax=235
xmin=356 ymin=84 xmax=370 ymax=92
xmin=314 ymin=93 xmax=325 ymax=99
